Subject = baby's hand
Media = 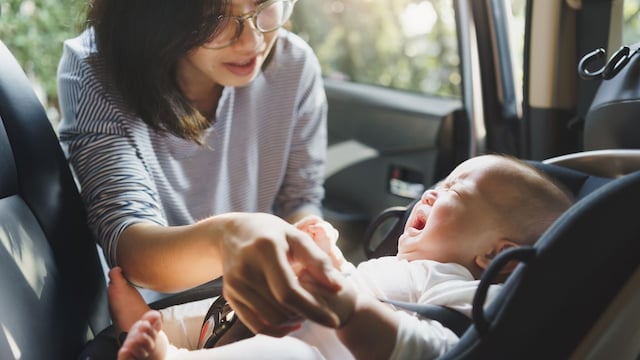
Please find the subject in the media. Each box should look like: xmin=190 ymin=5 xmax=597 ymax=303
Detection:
xmin=295 ymin=215 xmax=339 ymax=253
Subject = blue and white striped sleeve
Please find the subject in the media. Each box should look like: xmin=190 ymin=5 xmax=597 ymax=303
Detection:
xmin=58 ymin=41 xmax=166 ymax=267
xmin=273 ymin=39 xmax=327 ymax=219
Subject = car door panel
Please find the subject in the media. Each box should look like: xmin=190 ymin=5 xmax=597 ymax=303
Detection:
xmin=322 ymin=78 xmax=464 ymax=262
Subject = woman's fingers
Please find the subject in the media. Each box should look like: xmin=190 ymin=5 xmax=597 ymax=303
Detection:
xmin=265 ymin=228 xmax=343 ymax=327
xmin=223 ymin=270 xmax=301 ymax=336
xmin=221 ymin=213 xmax=341 ymax=334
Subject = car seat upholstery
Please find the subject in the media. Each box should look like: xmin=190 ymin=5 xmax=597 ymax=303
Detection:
xmin=0 ymin=40 xmax=111 ymax=358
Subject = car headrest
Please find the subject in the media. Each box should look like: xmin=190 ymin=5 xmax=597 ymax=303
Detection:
xmin=583 ymin=43 xmax=640 ymax=150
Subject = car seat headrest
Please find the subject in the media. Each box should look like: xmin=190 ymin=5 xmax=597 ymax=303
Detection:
xmin=584 ymin=43 xmax=640 ymax=150
xmin=447 ymin=169 xmax=640 ymax=359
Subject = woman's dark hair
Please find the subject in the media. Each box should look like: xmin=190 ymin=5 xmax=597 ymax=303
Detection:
xmin=87 ymin=0 xmax=230 ymax=143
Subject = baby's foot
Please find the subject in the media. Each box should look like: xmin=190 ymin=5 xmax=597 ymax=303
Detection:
xmin=108 ymin=267 xmax=152 ymax=332
xmin=118 ymin=310 xmax=168 ymax=360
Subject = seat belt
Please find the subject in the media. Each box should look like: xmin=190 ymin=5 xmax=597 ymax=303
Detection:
xmin=380 ymin=299 xmax=471 ymax=338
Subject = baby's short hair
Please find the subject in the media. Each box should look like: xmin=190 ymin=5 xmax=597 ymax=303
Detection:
xmin=488 ymin=155 xmax=574 ymax=245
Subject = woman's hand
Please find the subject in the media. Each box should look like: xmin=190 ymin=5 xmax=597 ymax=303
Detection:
xmin=217 ymin=212 xmax=342 ymax=337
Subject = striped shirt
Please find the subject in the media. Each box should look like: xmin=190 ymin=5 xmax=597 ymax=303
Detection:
xmin=57 ymin=29 xmax=328 ymax=267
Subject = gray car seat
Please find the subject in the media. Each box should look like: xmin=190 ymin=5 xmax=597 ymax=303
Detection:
xmin=0 ymin=25 xmax=225 ymax=360
xmin=364 ymin=158 xmax=640 ymax=359
xmin=0 ymin=39 xmax=111 ymax=358
xmin=0 ymin=5 xmax=236 ymax=355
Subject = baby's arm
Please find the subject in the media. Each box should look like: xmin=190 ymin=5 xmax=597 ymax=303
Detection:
xmin=295 ymin=215 xmax=346 ymax=269
xmin=298 ymin=270 xmax=399 ymax=360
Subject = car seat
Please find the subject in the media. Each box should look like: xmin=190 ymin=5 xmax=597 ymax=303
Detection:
xmin=443 ymin=159 xmax=640 ymax=359
xmin=581 ymin=42 xmax=640 ymax=151
xmin=364 ymin=155 xmax=640 ymax=359
xmin=0 ymin=30 xmax=224 ymax=359
xmin=0 ymin=39 xmax=110 ymax=358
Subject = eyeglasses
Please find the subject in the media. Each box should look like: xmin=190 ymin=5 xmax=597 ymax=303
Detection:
xmin=203 ymin=0 xmax=298 ymax=50
xmin=197 ymin=295 xmax=238 ymax=349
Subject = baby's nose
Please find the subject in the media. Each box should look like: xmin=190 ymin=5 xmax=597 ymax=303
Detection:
xmin=421 ymin=189 xmax=437 ymax=205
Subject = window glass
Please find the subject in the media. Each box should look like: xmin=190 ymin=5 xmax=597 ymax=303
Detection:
xmin=291 ymin=0 xmax=461 ymax=98
xmin=623 ymin=0 xmax=640 ymax=44
xmin=507 ymin=0 xmax=526 ymax=108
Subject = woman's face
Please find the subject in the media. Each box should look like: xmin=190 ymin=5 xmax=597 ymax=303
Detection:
xmin=177 ymin=0 xmax=280 ymax=91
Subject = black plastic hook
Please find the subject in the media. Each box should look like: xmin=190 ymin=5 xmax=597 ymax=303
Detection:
xmin=578 ymin=46 xmax=637 ymax=80
xmin=602 ymin=46 xmax=631 ymax=80
xmin=578 ymin=48 xmax=606 ymax=80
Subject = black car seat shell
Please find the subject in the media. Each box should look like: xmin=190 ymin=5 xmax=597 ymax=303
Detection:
xmin=363 ymin=158 xmax=640 ymax=359
xmin=441 ymin=165 xmax=640 ymax=359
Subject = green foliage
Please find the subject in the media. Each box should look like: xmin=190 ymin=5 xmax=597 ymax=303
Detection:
xmin=0 ymin=0 xmax=86 ymax=118
xmin=2 ymin=0 xmax=640 ymax=119
xmin=291 ymin=0 xmax=461 ymax=97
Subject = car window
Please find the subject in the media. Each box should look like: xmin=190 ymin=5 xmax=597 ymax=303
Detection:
xmin=1 ymin=0 xmax=638 ymax=127
xmin=290 ymin=0 xmax=461 ymax=98
xmin=623 ymin=0 xmax=640 ymax=43
xmin=507 ymin=0 xmax=526 ymax=106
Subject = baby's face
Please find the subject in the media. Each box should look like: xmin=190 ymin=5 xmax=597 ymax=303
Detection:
xmin=396 ymin=156 xmax=507 ymax=268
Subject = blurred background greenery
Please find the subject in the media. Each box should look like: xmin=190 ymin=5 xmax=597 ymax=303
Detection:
xmin=0 ymin=0 xmax=639 ymax=128
xmin=292 ymin=0 xmax=461 ymax=97
xmin=0 ymin=0 xmax=86 ymax=124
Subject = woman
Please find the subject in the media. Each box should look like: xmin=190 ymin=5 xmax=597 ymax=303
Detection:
xmin=57 ymin=0 xmax=339 ymax=336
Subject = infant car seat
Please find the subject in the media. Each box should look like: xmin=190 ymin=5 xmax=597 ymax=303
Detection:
xmin=0 ymin=40 xmax=110 ymax=358
xmin=443 ymin=159 xmax=640 ymax=359
xmin=364 ymin=157 xmax=640 ymax=359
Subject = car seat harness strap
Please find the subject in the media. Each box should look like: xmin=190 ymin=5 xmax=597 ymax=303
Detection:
xmin=380 ymin=298 xmax=471 ymax=338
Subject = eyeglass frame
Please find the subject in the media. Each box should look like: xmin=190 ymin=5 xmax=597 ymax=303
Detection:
xmin=202 ymin=0 xmax=299 ymax=50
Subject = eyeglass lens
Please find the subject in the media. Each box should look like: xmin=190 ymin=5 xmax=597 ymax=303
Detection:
xmin=205 ymin=0 xmax=294 ymax=49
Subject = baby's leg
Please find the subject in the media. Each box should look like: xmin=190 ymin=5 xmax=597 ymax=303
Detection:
xmin=200 ymin=335 xmax=325 ymax=359
xmin=118 ymin=310 xmax=168 ymax=360
xmin=122 ymin=319 xmax=324 ymax=360
xmin=108 ymin=267 xmax=152 ymax=332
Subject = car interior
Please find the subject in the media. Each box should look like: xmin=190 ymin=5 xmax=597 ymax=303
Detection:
xmin=0 ymin=0 xmax=639 ymax=359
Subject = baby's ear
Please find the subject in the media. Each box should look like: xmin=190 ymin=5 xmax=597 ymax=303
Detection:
xmin=474 ymin=239 xmax=519 ymax=274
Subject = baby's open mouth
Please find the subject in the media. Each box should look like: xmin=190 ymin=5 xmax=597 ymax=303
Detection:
xmin=412 ymin=213 xmax=427 ymax=230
